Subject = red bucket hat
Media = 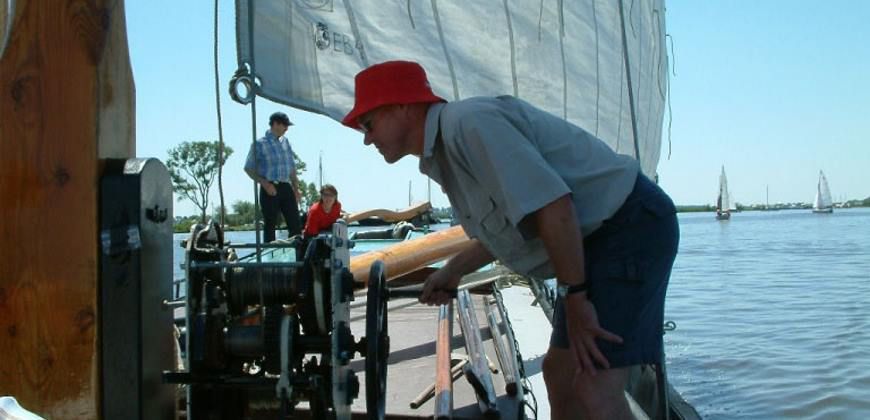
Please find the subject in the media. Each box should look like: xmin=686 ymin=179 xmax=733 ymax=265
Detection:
xmin=341 ymin=61 xmax=446 ymax=128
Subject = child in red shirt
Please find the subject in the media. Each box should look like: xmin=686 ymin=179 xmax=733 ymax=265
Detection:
xmin=303 ymin=184 xmax=342 ymax=237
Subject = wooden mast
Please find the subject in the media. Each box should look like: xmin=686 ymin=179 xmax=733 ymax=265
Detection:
xmin=0 ymin=1 xmax=133 ymax=417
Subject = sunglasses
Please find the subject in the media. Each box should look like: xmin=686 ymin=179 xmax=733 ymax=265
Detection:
xmin=358 ymin=115 xmax=374 ymax=134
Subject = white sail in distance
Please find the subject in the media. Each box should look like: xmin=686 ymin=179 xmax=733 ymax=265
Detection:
xmin=718 ymin=166 xmax=731 ymax=212
xmin=813 ymin=170 xmax=833 ymax=211
xmin=235 ymin=0 xmax=669 ymax=176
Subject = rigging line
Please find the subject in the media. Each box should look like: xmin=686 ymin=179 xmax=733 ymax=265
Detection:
xmin=431 ymin=0 xmax=460 ymax=100
xmin=214 ymin=0 xmax=226 ymax=228
xmin=502 ymin=0 xmax=518 ymax=97
xmin=246 ymin=0 xmax=266 ymax=313
xmin=245 ymin=0 xmax=263 ymax=264
xmin=618 ymin=0 xmax=642 ymax=163
xmin=536 ymin=0 xmax=544 ymax=42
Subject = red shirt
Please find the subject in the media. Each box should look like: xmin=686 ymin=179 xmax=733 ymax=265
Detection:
xmin=304 ymin=200 xmax=342 ymax=237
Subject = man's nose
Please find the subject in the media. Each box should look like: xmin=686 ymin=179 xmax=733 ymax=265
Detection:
xmin=363 ymin=133 xmax=373 ymax=146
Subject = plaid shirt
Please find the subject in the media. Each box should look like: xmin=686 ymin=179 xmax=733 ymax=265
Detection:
xmin=244 ymin=129 xmax=296 ymax=182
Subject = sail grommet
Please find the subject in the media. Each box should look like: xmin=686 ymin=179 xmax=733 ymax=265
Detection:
xmin=229 ymin=64 xmax=258 ymax=104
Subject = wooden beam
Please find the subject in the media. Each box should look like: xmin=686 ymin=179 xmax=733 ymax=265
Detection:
xmin=0 ymin=1 xmax=133 ymax=418
xmin=349 ymin=225 xmax=470 ymax=286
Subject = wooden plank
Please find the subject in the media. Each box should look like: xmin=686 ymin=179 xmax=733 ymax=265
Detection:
xmin=345 ymin=202 xmax=433 ymax=224
xmin=0 ymin=1 xmax=133 ymax=418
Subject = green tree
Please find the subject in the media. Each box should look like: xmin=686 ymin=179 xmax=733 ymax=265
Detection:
xmin=166 ymin=141 xmax=234 ymax=223
xmin=231 ymin=200 xmax=256 ymax=225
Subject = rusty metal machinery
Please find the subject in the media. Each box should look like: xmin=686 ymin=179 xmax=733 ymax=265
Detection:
xmin=163 ymin=220 xmax=386 ymax=419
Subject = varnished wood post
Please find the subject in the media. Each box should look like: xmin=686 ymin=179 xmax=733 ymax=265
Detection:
xmin=434 ymin=302 xmax=454 ymax=418
xmin=0 ymin=0 xmax=134 ymax=418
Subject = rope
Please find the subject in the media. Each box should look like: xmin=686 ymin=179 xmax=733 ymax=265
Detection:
xmin=213 ymin=0 xmax=226 ymax=227
xmin=242 ymin=0 xmax=266 ymax=315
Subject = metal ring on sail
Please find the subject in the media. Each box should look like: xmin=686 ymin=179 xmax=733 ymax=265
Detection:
xmin=229 ymin=64 xmax=258 ymax=104
xmin=0 ymin=0 xmax=15 ymax=61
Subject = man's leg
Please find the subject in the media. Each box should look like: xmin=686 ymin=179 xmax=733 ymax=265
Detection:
xmin=543 ymin=347 xmax=634 ymax=420
xmin=277 ymin=183 xmax=301 ymax=237
xmin=260 ymin=186 xmax=278 ymax=242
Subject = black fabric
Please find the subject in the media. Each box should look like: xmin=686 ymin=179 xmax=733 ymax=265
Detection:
xmin=260 ymin=182 xmax=301 ymax=242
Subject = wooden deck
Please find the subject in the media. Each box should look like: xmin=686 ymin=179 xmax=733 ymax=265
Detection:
xmin=347 ymin=293 xmax=522 ymax=419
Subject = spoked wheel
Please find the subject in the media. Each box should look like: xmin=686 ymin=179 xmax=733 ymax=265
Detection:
xmin=366 ymin=260 xmax=389 ymax=420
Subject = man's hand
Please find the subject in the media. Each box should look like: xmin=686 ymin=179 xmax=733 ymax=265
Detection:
xmin=419 ymin=267 xmax=462 ymax=306
xmin=564 ymin=293 xmax=623 ymax=376
xmin=261 ymin=181 xmax=277 ymax=196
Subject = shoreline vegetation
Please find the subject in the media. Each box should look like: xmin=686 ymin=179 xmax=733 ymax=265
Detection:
xmin=172 ymin=200 xmax=870 ymax=233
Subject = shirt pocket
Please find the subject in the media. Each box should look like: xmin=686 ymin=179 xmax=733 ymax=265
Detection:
xmin=476 ymin=198 xmax=524 ymax=256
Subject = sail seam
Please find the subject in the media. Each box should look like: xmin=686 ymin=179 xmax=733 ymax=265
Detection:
xmin=593 ymin=0 xmax=601 ymax=136
xmin=618 ymin=0 xmax=641 ymax=162
xmin=502 ymin=0 xmax=519 ymax=97
xmin=343 ymin=0 xmax=369 ymax=67
xmin=431 ymin=0 xmax=460 ymax=100
xmin=558 ymin=0 xmax=567 ymax=119
xmin=406 ymin=0 xmax=416 ymax=29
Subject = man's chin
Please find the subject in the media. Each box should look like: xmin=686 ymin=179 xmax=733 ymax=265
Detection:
xmin=382 ymin=153 xmax=401 ymax=164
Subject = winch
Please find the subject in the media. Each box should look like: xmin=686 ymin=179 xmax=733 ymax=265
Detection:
xmin=163 ymin=220 xmax=391 ymax=419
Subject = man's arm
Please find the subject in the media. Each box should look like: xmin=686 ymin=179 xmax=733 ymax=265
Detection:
xmin=532 ymin=194 xmax=622 ymax=375
xmin=419 ymin=239 xmax=495 ymax=305
xmin=290 ymin=171 xmax=302 ymax=201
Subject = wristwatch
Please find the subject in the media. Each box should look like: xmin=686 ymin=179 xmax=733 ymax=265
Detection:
xmin=556 ymin=282 xmax=589 ymax=298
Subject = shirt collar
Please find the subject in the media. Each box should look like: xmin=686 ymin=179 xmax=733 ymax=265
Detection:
xmin=264 ymin=129 xmax=283 ymax=142
xmin=422 ymin=102 xmax=446 ymax=158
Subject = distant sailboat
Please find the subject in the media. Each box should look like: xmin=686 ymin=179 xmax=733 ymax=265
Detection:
xmin=813 ymin=170 xmax=834 ymax=213
xmin=716 ymin=166 xmax=731 ymax=220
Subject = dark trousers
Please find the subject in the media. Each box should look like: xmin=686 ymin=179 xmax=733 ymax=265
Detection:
xmin=260 ymin=182 xmax=301 ymax=242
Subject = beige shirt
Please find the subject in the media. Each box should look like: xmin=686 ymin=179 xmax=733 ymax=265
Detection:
xmin=419 ymin=96 xmax=639 ymax=278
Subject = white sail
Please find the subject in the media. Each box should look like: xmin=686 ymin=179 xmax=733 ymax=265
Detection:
xmin=235 ymin=0 xmax=669 ymax=176
xmin=813 ymin=170 xmax=833 ymax=211
xmin=718 ymin=166 xmax=731 ymax=212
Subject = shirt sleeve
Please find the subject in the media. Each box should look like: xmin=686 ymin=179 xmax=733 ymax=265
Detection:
xmin=244 ymin=142 xmax=257 ymax=172
xmin=454 ymin=110 xmax=570 ymax=227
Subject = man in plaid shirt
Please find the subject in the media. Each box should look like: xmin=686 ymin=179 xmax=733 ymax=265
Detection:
xmin=244 ymin=112 xmax=303 ymax=242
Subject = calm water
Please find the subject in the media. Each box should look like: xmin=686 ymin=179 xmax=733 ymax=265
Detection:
xmin=665 ymin=208 xmax=870 ymax=419
xmin=172 ymin=210 xmax=870 ymax=418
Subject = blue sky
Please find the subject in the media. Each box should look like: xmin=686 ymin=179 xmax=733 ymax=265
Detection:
xmin=127 ymin=1 xmax=869 ymax=217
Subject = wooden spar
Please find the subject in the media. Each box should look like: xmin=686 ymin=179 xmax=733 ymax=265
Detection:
xmin=434 ymin=302 xmax=454 ymax=418
xmin=349 ymin=225 xmax=470 ymax=286
xmin=345 ymin=201 xmax=433 ymax=224
xmin=0 ymin=0 xmax=134 ymax=418
xmin=456 ymin=291 xmax=499 ymax=416
xmin=485 ymin=298 xmax=518 ymax=396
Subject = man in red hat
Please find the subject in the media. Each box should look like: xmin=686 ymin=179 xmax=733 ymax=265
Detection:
xmin=344 ymin=60 xmax=678 ymax=420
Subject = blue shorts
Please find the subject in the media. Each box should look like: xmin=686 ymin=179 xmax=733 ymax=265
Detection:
xmin=550 ymin=174 xmax=679 ymax=368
